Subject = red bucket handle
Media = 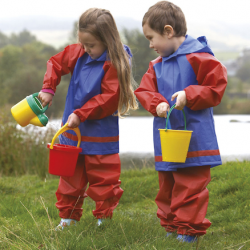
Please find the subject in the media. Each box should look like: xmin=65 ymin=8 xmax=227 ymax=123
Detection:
xmin=50 ymin=123 xmax=81 ymax=149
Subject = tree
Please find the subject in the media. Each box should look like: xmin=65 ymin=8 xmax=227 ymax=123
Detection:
xmin=236 ymin=48 xmax=250 ymax=82
xmin=0 ymin=31 xmax=9 ymax=48
xmin=236 ymin=62 xmax=250 ymax=82
xmin=0 ymin=45 xmax=22 ymax=80
xmin=21 ymin=41 xmax=57 ymax=69
xmin=9 ymin=30 xmax=36 ymax=47
xmin=122 ymin=28 xmax=157 ymax=84
xmin=121 ymin=29 xmax=158 ymax=115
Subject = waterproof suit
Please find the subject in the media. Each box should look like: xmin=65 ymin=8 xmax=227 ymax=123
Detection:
xmin=42 ymin=44 xmax=132 ymax=220
xmin=135 ymin=35 xmax=227 ymax=235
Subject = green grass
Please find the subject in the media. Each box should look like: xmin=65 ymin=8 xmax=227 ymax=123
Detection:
xmin=1 ymin=162 xmax=250 ymax=249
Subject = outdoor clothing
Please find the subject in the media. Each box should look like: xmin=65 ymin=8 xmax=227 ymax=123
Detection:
xmin=177 ymin=234 xmax=198 ymax=243
xmin=135 ymin=35 xmax=227 ymax=236
xmin=97 ymin=218 xmax=104 ymax=226
xmin=42 ymin=44 xmax=131 ymax=220
xmin=56 ymin=154 xmax=123 ymax=220
xmin=42 ymin=43 xmax=132 ymax=155
xmin=135 ymin=35 xmax=227 ymax=171
xmin=155 ymin=166 xmax=211 ymax=236
xmin=56 ymin=218 xmax=77 ymax=231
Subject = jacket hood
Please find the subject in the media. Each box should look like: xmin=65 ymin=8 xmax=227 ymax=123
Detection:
xmin=162 ymin=35 xmax=214 ymax=62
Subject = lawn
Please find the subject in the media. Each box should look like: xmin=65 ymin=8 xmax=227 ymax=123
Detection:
xmin=1 ymin=161 xmax=250 ymax=249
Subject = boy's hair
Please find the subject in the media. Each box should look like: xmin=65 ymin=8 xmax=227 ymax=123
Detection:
xmin=142 ymin=1 xmax=187 ymax=37
xmin=78 ymin=8 xmax=138 ymax=116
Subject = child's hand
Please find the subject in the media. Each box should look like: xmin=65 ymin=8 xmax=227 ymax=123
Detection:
xmin=171 ymin=91 xmax=187 ymax=110
xmin=67 ymin=113 xmax=81 ymax=128
xmin=38 ymin=92 xmax=53 ymax=107
xmin=156 ymin=102 xmax=170 ymax=118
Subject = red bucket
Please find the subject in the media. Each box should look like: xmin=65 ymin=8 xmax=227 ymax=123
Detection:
xmin=47 ymin=123 xmax=82 ymax=177
xmin=47 ymin=143 xmax=82 ymax=176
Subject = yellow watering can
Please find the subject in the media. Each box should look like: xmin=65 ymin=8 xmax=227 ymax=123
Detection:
xmin=159 ymin=104 xmax=193 ymax=163
xmin=11 ymin=93 xmax=49 ymax=127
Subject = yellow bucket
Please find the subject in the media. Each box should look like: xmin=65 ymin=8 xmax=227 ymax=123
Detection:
xmin=159 ymin=104 xmax=192 ymax=163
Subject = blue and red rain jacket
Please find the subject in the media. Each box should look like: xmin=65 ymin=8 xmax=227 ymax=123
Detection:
xmin=42 ymin=44 xmax=132 ymax=155
xmin=135 ymin=35 xmax=227 ymax=171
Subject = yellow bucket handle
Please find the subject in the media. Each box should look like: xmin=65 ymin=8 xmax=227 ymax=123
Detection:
xmin=165 ymin=104 xmax=187 ymax=130
xmin=50 ymin=123 xmax=81 ymax=149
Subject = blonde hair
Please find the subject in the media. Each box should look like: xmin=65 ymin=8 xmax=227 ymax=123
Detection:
xmin=78 ymin=8 xmax=138 ymax=116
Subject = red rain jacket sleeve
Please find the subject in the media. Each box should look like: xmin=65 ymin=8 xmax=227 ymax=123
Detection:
xmin=73 ymin=62 xmax=120 ymax=122
xmin=42 ymin=44 xmax=85 ymax=92
xmin=134 ymin=60 xmax=169 ymax=116
xmin=184 ymin=52 xmax=227 ymax=110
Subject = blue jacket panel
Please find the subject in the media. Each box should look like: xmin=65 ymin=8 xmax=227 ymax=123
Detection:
xmin=59 ymin=50 xmax=119 ymax=155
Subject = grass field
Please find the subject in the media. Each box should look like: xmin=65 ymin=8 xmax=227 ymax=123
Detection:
xmin=1 ymin=161 xmax=250 ymax=249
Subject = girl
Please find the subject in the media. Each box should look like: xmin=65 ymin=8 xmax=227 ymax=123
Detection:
xmin=39 ymin=8 xmax=138 ymax=230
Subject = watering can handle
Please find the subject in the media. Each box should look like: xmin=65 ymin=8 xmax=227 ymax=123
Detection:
xmin=32 ymin=93 xmax=49 ymax=113
xmin=165 ymin=104 xmax=187 ymax=130
xmin=50 ymin=123 xmax=81 ymax=149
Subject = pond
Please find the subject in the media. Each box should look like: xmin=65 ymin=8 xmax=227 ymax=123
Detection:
xmin=19 ymin=115 xmax=250 ymax=164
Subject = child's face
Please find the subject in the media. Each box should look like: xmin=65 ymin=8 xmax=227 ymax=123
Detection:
xmin=143 ymin=23 xmax=176 ymax=57
xmin=79 ymin=32 xmax=107 ymax=59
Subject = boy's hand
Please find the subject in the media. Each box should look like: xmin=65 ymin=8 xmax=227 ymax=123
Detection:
xmin=67 ymin=113 xmax=81 ymax=128
xmin=171 ymin=91 xmax=187 ymax=110
xmin=38 ymin=92 xmax=53 ymax=107
xmin=156 ymin=102 xmax=170 ymax=118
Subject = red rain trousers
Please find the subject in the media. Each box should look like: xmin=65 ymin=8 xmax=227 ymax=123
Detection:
xmin=155 ymin=165 xmax=211 ymax=236
xmin=55 ymin=154 xmax=123 ymax=221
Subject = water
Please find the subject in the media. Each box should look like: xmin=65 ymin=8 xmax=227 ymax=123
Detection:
xmin=119 ymin=115 xmax=250 ymax=162
xmin=20 ymin=115 xmax=250 ymax=163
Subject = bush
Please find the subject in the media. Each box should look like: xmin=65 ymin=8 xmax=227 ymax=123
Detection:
xmin=0 ymin=106 xmax=55 ymax=178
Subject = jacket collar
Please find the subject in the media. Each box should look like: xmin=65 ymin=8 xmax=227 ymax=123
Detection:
xmin=85 ymin=50 xmax=108 ymax=64
xmin=162 ymin=35 xmax=214 ymax=62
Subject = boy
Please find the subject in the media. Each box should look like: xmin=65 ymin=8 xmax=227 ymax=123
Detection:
xmin=135 ymin=1 xmax=227 ymax=243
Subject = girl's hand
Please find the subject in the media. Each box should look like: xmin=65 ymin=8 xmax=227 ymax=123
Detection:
xmin=67 ymin=113 xmax=81 ymax=128
xmin=156 ymin=102 xmax=170 ymax=118
xmin=171 ymin=91 xmax=187 ymax=110
xmin=38 ymin=92 xmax=53 ymax=107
